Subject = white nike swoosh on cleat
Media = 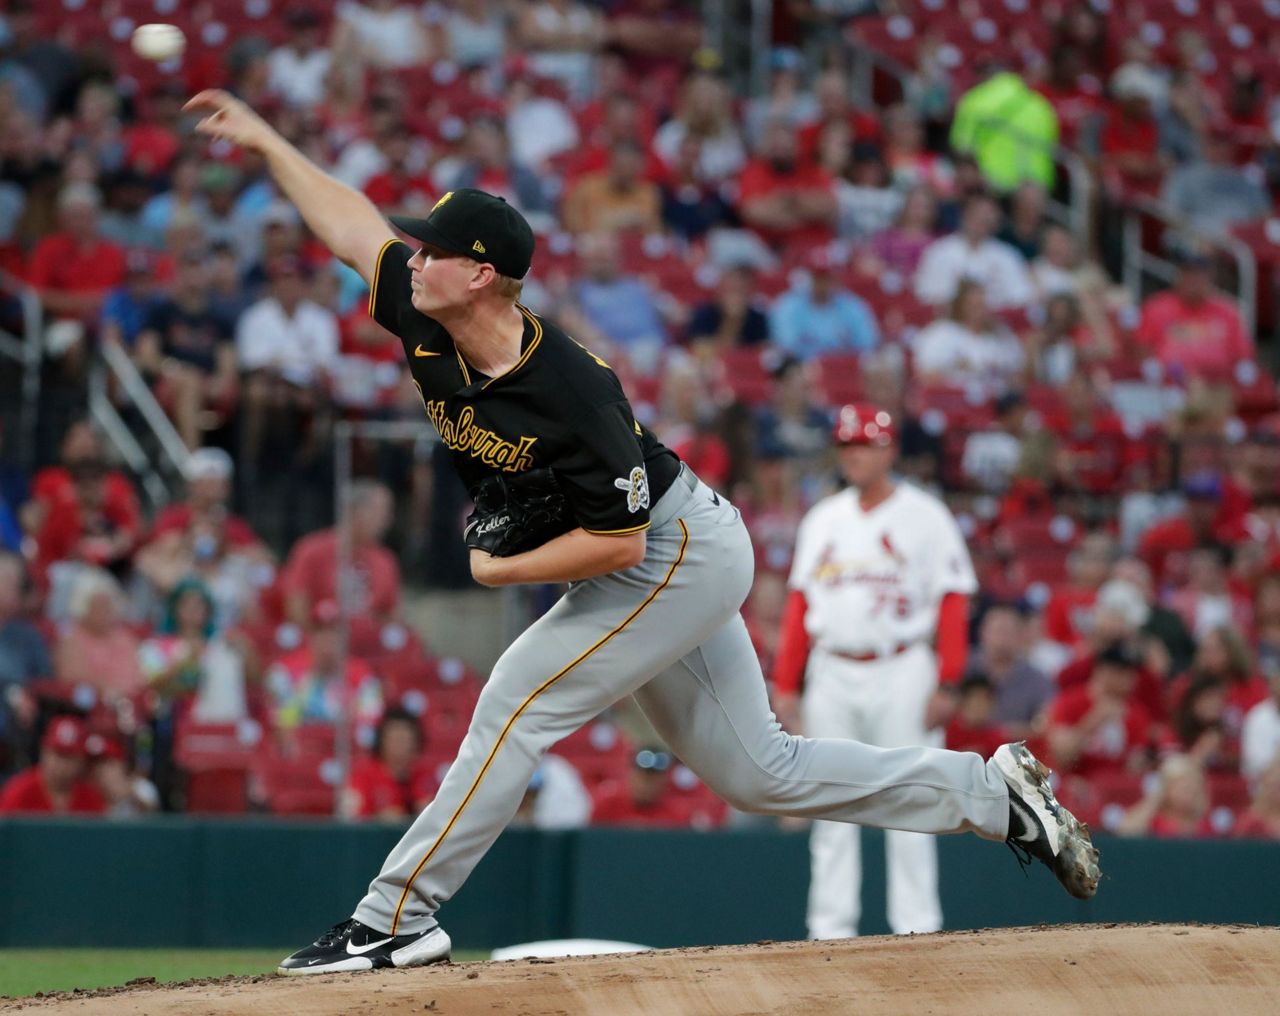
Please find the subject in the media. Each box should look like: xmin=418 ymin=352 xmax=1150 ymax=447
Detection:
xmin=1010 ymin=800 xmax=1041 ymax=843
xmin=345 ymin=936 xmax=394 ymax=955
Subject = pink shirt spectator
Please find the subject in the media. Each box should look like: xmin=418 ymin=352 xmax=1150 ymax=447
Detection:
xmin=279 ymin=529 xmax=401 ymax=621
xmin=1134 ymin=291 xmax=1253 ymax=377
xmin=55 ymin=622 xmax=145 ymax=698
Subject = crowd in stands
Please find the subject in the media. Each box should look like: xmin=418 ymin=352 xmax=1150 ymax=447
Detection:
xmin=2 ymin=0 xmax=1280 ymax=837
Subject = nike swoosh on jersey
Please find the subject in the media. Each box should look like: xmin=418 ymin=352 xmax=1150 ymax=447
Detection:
xmin=415 ymin=346 xmax=441 ymax=357
xmin=345 ymin=935 xmax=394 ymax=955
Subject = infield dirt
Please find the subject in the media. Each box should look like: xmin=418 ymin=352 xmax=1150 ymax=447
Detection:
xmin=2 ymin=923 xmax=1276 ymax=1015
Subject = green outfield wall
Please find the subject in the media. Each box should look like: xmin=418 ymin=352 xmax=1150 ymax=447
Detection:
xmin=0 ymin=819 xmax=1274 ymax=949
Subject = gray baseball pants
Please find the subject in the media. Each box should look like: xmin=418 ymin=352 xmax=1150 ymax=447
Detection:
xmin=354 ymin=466 xmax=1012 ymax=936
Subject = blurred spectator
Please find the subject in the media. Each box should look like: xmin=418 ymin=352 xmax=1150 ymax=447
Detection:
xmin=200 ymin=166 xmax=252 ymax=263
xmin=912 ymin=280 xmax=1024 ymax=390
xmin=736 ymin=119 xmax=836 ymax=250
xmin=435 ymin=0 xmax=509 ymax=67
xmin=331 ymin=0 xmax=433 ymax=70
xmin=883 ymin=104 xmax=952 ymax=196
xmin=265 ymin=598 xmax=383 ymax=748
xmin=861 ymin=185 xmax=938 ymax=280
xmin=1099 ymin=64 xmax=1166 ymax=199
xmin=1045 ymin=639 xmax=1155 ymax=776
xmin=444 ymin=116 xmax=551 ymax=220
xmin=1027 ymin=228 xmax=1113 ymax=310
xmin=505 ymin=71 xmax=580 ymax=172
xmin=236 ymin=255 xmax=340 ymax=472
xmin=1175 ymin=626 xmax=1267 ymax=734
xmin=34 ymin=456 xmax=143 ymax=587
xmin=28 ymin=183 xmax=127 ymax=358
xmin=360 ymin=129 xmax=437 ymax=217
xmin=1042 ymin=532 xmax=1118 ymax=649
xmin=138 ymin=579 xmax=249 ymax=725
xmin=652 ymin=359 xmax=729 ymax=486
xmin=100 ymin=249 xmax=165 ymax=351
xmin=279 ymin=479 xmax=400 ymax=627
xmin=591 ymin=746 xmax=687 ymax=826
xmin=1033 ymin=46 xmax=1104 ymax=150
xmin=913 ymin=193 xmax=1033 ymax=309
xmin=515 ymin=0 xmax=606 ymax=102
xmin=0 ymin=551 xmax=47 ymax=774
xmin=568 ymin=232 xmax=670 ymax=369
xmin=97 ymin=169 xmax=156 ymax=251
xmin=139 ymin=155 xmax=209 ymax=250
xmin=1141 ymin=252 xmax=1249 ymax=376
xmin=769 ymin=250 xmax=879 ymax=360
xmin=135 ymin=250 xmax=240 ymax=450
xmin=1112 ymin=557 xmax=1196 ymax=677
xmin=1242 ymin=667 xmax=1280 ymax=784
xmin=799 ymin=70 xmax=880 ymax=166
xmin=950 ymin=68 xmax=1058 ymax=193
xmin=561 ymin=139 xmax=662 ymax=236
xmin=510 ymin=754 xmax=592 ymax=829
xmin=961 ymin=391 xmax=1033 ymax=494
xmin=1235 ymin=758 xmax=1280 ymax=838
xmin=754 ymin=357 xmax=830 ymax=465
xmin=86 ymin=733 xmax=160 ymax=817
xmin=268 ymin=7 xmax=333 ymax=109
xmin=342 ymin=706 xmax=431 ymax=819
xmin=685 ymin=265 xmax=769 ymax=353
xmin=1160 ymin=63 xmax=1216 ymax=167
xmin=122 ymin=84 xmax=184 ymax=181
xmin=1168 ymin=672 xmax=1234 ymax=770
xmin=1162 ymin=126 xmax=1270 ymax=236
xmin=944 ymin=674 xmax=1007 ymax=759
xmin=1166 ymin=547 xmax=1252 ymax=637
xmin=743 ymin=48 xmax=818 ymax=148
xmin=26 ymin=421 xmax=140 ymax=541
xmin=996 ymin=183 xmax=1048 ymax=261
xmin=149 ymin=448 xmax=262 ymax=553
xmin=1140 ymin=473 xmax=1247 ymax=587
xmin=0 ymin=717 xmax=105 ymax=816
xmin=0 ymin=1 xmax=80 ymax=120
xmin=1117 ymin=753 xmax=1219 ymax=837
xmin=965 ymin=602 xmax=1053 ymax=741
xmin=241 ymin=202 xmax=306 ymax=294
xmin=564 ymin=90 xmax=653 ymax=181
xmin=53 ymin=568 xmax=145 ymax=699
xmin=833 ymin=148 xmax=902 ymax=242
xmin=606 ymin=0 xmax=703 ymax=94
xmin=657 ymin=134 xmax=734 ymax=241
xmin=652 ymin=71 xmax=747 ymax=183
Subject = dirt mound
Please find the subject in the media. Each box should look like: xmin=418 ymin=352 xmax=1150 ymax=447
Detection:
xmin=4 ymin=924 xmax=1277 ymax=1016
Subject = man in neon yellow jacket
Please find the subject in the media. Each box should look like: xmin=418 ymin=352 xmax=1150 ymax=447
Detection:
xmin=951 ymin=69 xmax=1059 ymax=192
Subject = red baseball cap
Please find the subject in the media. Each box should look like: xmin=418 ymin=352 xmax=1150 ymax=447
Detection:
xmin=310 ymin=598 xmax=341 ymax=627
xmin=833 ymin=403 xmax=896 ymax=447
xmin=42 ymin=716 xmax=87 ymax=758
xmin=85 ymin=733 xmax=127 ymax=763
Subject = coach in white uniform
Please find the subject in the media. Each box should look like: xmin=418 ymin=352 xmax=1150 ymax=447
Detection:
xmin=774 ymin=403 xmax=977 ymax=938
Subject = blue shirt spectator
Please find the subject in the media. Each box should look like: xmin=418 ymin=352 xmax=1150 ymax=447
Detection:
xmin=769 ymin=253 xmax=880 ymax=360
xmin=100 ymin=251 xmax=164 ymax=348
xmin=570 ymin=233 xmax=669 ymax=368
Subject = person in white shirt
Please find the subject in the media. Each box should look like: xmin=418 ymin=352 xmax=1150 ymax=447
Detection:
xmin=1242 ymin=671 xmax=1280 ymax=784
xmin=331 ymin=0 xmax=433 ymax=69
xmin=236 ymin=255 xmax=340 ymax=472
xmin=914 ymin=193 xmax=1033 ymax=309
xmin=912 ymin=279 xmax=1025 ymax=392
xmin=268 ymin=8 xmax=332 ymax=108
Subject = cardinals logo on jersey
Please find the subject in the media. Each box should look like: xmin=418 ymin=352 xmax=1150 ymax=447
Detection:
xmin=880 ymin=532 xmax=905 ymax=565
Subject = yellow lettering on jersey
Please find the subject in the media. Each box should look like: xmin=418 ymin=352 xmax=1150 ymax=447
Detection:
xmin=422 ymin=398 xmax=538 ymax=473
xmin=633 ymin=420 xmax=642 ymax=436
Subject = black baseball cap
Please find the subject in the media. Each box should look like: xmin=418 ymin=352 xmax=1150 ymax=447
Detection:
xmin=390 ymin=189 xmax=535 ymax=280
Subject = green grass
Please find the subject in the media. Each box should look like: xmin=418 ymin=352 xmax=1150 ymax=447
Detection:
xmin=0 ymin=949 xmax=490 ymax=998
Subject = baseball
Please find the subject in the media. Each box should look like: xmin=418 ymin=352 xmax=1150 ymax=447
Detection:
xmin=131 ymin=23 xmax=186 ymax=62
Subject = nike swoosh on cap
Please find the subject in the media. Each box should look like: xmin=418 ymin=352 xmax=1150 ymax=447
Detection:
xmin=415 ymin=345 xmax=441 ymax=357
xmin=346 ymin=935 xmax=394 ymax=955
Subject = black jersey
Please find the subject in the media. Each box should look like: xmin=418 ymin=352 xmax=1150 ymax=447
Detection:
xmin=370 ymin=239 xmax=682 ymax=536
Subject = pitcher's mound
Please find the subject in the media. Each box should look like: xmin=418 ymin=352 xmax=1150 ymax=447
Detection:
xmin=5 ymin=924 xmax=1278 ymax=1015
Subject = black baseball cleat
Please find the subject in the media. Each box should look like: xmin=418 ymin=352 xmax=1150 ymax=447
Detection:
xmin=993 ymin=741 xmax=1102 ymax=900
xmin=277 ymin=918 xmax=451 ymax=975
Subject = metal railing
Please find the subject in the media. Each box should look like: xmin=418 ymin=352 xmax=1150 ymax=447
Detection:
xmin=1122 ymin=195 xmax=1258 ymax=340
xmin=88 ymin=339 xmax=194 ymax=509
xmin=0 ymin=270 xmax=43 ymax=473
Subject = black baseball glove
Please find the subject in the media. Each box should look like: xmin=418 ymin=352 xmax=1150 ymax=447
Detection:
xmin=464 ymin=468 xmax=575 ymax=557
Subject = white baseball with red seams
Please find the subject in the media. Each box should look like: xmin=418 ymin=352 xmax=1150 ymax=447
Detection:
xmin=788 ymin=481 xmax=977 ymax=939
xmin=131 ymin=24 xmax=186 ymax=62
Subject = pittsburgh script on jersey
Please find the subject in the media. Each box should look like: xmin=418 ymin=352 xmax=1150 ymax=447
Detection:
xmin=423 ymin=400 xmax=538 ymax=472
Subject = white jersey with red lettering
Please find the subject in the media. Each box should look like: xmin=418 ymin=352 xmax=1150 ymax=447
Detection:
xmin=788 ymin=482 xmax=977 ymax=655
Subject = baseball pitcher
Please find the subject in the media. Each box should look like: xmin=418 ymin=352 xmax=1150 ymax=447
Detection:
xmin=182 ymin=89 xmax=1100 ymax=976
